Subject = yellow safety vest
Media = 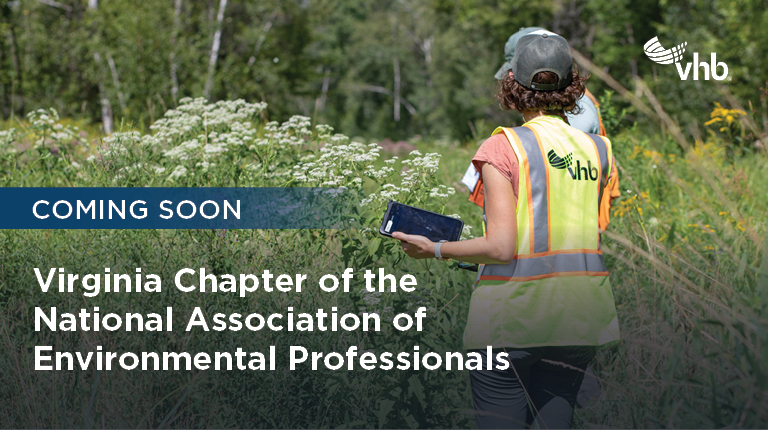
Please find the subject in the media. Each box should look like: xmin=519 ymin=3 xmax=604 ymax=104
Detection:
xmin=463 ymin=115 xmax=620 ymax=349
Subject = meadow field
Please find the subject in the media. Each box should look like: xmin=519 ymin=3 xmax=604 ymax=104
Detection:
xmin=0 ymin=90 xmax=766 ymax=428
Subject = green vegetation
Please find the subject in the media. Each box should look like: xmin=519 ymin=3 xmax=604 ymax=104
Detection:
xmin=1 ymin=90 xmax=767 ymax=427
xmin=2 ymin=0 xmax=767 ymax=140
xmin=1 ymin=0 xmax=767 ymax=427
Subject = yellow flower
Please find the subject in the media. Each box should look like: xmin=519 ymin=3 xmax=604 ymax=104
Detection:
xmin=705 ymin=101 xmax=746 ymax=130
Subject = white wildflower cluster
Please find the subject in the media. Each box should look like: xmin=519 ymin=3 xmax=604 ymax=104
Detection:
xmin=256 ymin=115 xmax=313 ymax=148
xmin=429 ymin=185 xmax=456 ymax=199
xmin=362 ymin=290 xmax=382 ymax=306
xmin=26 ymin=108 xmax=79 ymax=148
xmin=195 ymin=161 xmax=216 ymax=172
xmin=118 ymin=162 xmax=144 ymax=173
xmin=360 ymin=149 xmax=448 ymax=207
xmin=27 ymin=108 xmax=59 ymax=130
xmin=461 ymin=224 xmax=475 ymax=240
xmin=102 ymin=131 xmax=141 ymax=147
xmin=292 ymin=141 xmax=382 ymax=187
xmin=159 ymin=116 xmax=259 ymax=165
xmin=360 ymin=184 xmax=410 ymax=206
xmin=264 ymin=121 xmax=279 ymax=134
xmin=163 ymin=138 xmax=201 ymax=160
xmin=315 ymin=124 xmax=334 ymax=138
xmin=364 ymin=164 xmax=394 ymax=180
xmin=401 ymin=151 xmax=441 ymax=187
xmin=149 ymin=97 xmax=266 ymax=147
xmin=49 ymin=122 xmax=77 ymax=144
xmin=279 ymin=115 xmax=312 ymax=137
xmin=149 ymin=107 xmax=202 ymax=145
xmin=67 ymin=161 xmax=81 ymax=170
xmin=0 ymin=128 xmax=16 ymax=153
xmin=358 ymin=290 xmax=394 ymax=317
xmin=98 ymin=132 xmax=139 ymax=162
xmin=202 ymin=99 xmax=267 ymax=130
xmin=169 ymin=165 xmax=188 ymax=180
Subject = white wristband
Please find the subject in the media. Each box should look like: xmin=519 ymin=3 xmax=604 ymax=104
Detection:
xmin=434 ymin=240 xmax=448 ymax=259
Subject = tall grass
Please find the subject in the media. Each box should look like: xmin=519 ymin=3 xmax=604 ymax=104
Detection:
xmin=0 ymin=82 xmax=766 ymax=428
xmin=562 ymin=51 xmax=768 ymax=428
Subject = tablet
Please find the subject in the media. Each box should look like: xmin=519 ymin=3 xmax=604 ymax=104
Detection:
xmin=379 ymin=200 xmax=463 ymax=242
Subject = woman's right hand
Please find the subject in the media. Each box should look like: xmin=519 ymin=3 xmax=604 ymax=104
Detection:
xmin=392 ymin=232 xmax=436 ymax=259
xmin=394 ymin=163 xmax=518 ymax=265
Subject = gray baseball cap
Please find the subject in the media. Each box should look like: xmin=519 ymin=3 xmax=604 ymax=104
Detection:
xmin=511 ymin=32 xmax=573 ymax=91
xmin=494 ymin=27 xmax=544 ymax=80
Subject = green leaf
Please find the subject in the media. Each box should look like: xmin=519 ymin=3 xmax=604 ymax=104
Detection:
xmin=666 ymin=221 xmax=677 ymax=248
xmin=737 ymin=250 xmax=747 ymax=279
xmin=404 ymin=414 xmax=419 ymax=429
xmin=367 ymin=238 xmax=382 ymax=257
xmin=407 ymin=375 xmax=426 ymax=411
xmin=377 ymin=399 xmax=395 ymax=429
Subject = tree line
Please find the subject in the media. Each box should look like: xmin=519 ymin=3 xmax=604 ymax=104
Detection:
xmin=1 ymin=0 xmax=766 ymax=140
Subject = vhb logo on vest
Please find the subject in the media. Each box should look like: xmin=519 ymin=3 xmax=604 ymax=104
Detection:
xmin=547 ymin=149 xmax=598 ymax=181
xmin=643 ymin=36 xmax=729 ymax=81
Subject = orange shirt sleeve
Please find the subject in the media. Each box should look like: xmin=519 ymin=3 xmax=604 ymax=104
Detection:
xmin=598 ymin=158 xmax=620 ymax=230
xmin=468 ymin=134 xmax=520 ymax=208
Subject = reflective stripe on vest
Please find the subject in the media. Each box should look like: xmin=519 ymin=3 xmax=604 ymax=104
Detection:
xmin=515 ymin=126 xmax=550 ymax=253
xmin=586 ymin=132 xmax=610 ymax=206
xmin=480 ymin=251 xmax=608 ymax=281
xmin=496 ymin=124 xmax=612 ymax=258
xmin=478 ymin=127 xmax=610 ymax=281
xmin=465 ymin=118 xmax=620 ymax=348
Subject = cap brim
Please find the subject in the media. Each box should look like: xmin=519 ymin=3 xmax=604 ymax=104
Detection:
xmin=494 ymin=62 xmax=512 ymax=80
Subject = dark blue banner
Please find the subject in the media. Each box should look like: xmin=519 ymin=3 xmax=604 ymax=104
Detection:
xmin=0 ymin=187 xmax=355 ymax=229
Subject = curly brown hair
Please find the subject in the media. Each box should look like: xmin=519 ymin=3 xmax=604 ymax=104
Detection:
xmin=498 ymin=69 xmax=587 ymax=115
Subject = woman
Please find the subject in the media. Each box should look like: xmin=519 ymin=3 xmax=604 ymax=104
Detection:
xmin=393 ymin=31 xmax=620 ymax=429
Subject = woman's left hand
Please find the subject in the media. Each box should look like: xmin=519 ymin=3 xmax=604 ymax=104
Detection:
xmin=392 ymin=232 xmax=436 ymax=259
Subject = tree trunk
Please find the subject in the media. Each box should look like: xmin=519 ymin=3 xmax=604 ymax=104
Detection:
xmin=0 ymin=39 xmax=5 ymax=118
xmin=7 ymin=24 xmax=23 ymax=116
xmin=203 ymin=0 xmax=227 ymax=99
xmin=93 ymin=52 xmax=113 ymax=134
xmin=37 ymin=0 xmax=73 ymax=12
xmin=314 ymin=67 xmax=330 ymax=115
xmin=358 ymin=84 xmax=416 ymax=115
xmin=247 ymin=11 xmax=277 ymax=68
xmin=106 ymin=52 xmax=127 ymax=113
xmin=391 ymin=14 xmax=401 ymax=122
xmin=170 ymin=0 xmax=182 ymax=104
xmin=393 ymin=57 xmax=401 ymax=122
xmin=89 ymin=0 xmax=113 ymax=134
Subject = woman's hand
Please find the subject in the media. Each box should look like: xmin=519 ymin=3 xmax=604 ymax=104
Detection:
xmin=392 ymin=232 xmax=436 ymax=259
xmin=391 ymin=163 xmax=517 ymax=265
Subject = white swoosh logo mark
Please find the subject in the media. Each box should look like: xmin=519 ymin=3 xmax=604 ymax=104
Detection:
xmin=644 ymin=36 xmax=687 ymax=64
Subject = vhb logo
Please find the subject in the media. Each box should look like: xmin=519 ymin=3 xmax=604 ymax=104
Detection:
xmin=643 ymin=36 xmax=729 ymax=81
xmin=547 ymin=150 xmax=597 ymax=181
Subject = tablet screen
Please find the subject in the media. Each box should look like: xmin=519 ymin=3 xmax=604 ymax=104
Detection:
xmin=380 ymin=202 xmax=463 ymax=242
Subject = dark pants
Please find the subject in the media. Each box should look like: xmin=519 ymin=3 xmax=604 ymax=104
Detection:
xmin=469 ymin=346 xmax=596 ymax=429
